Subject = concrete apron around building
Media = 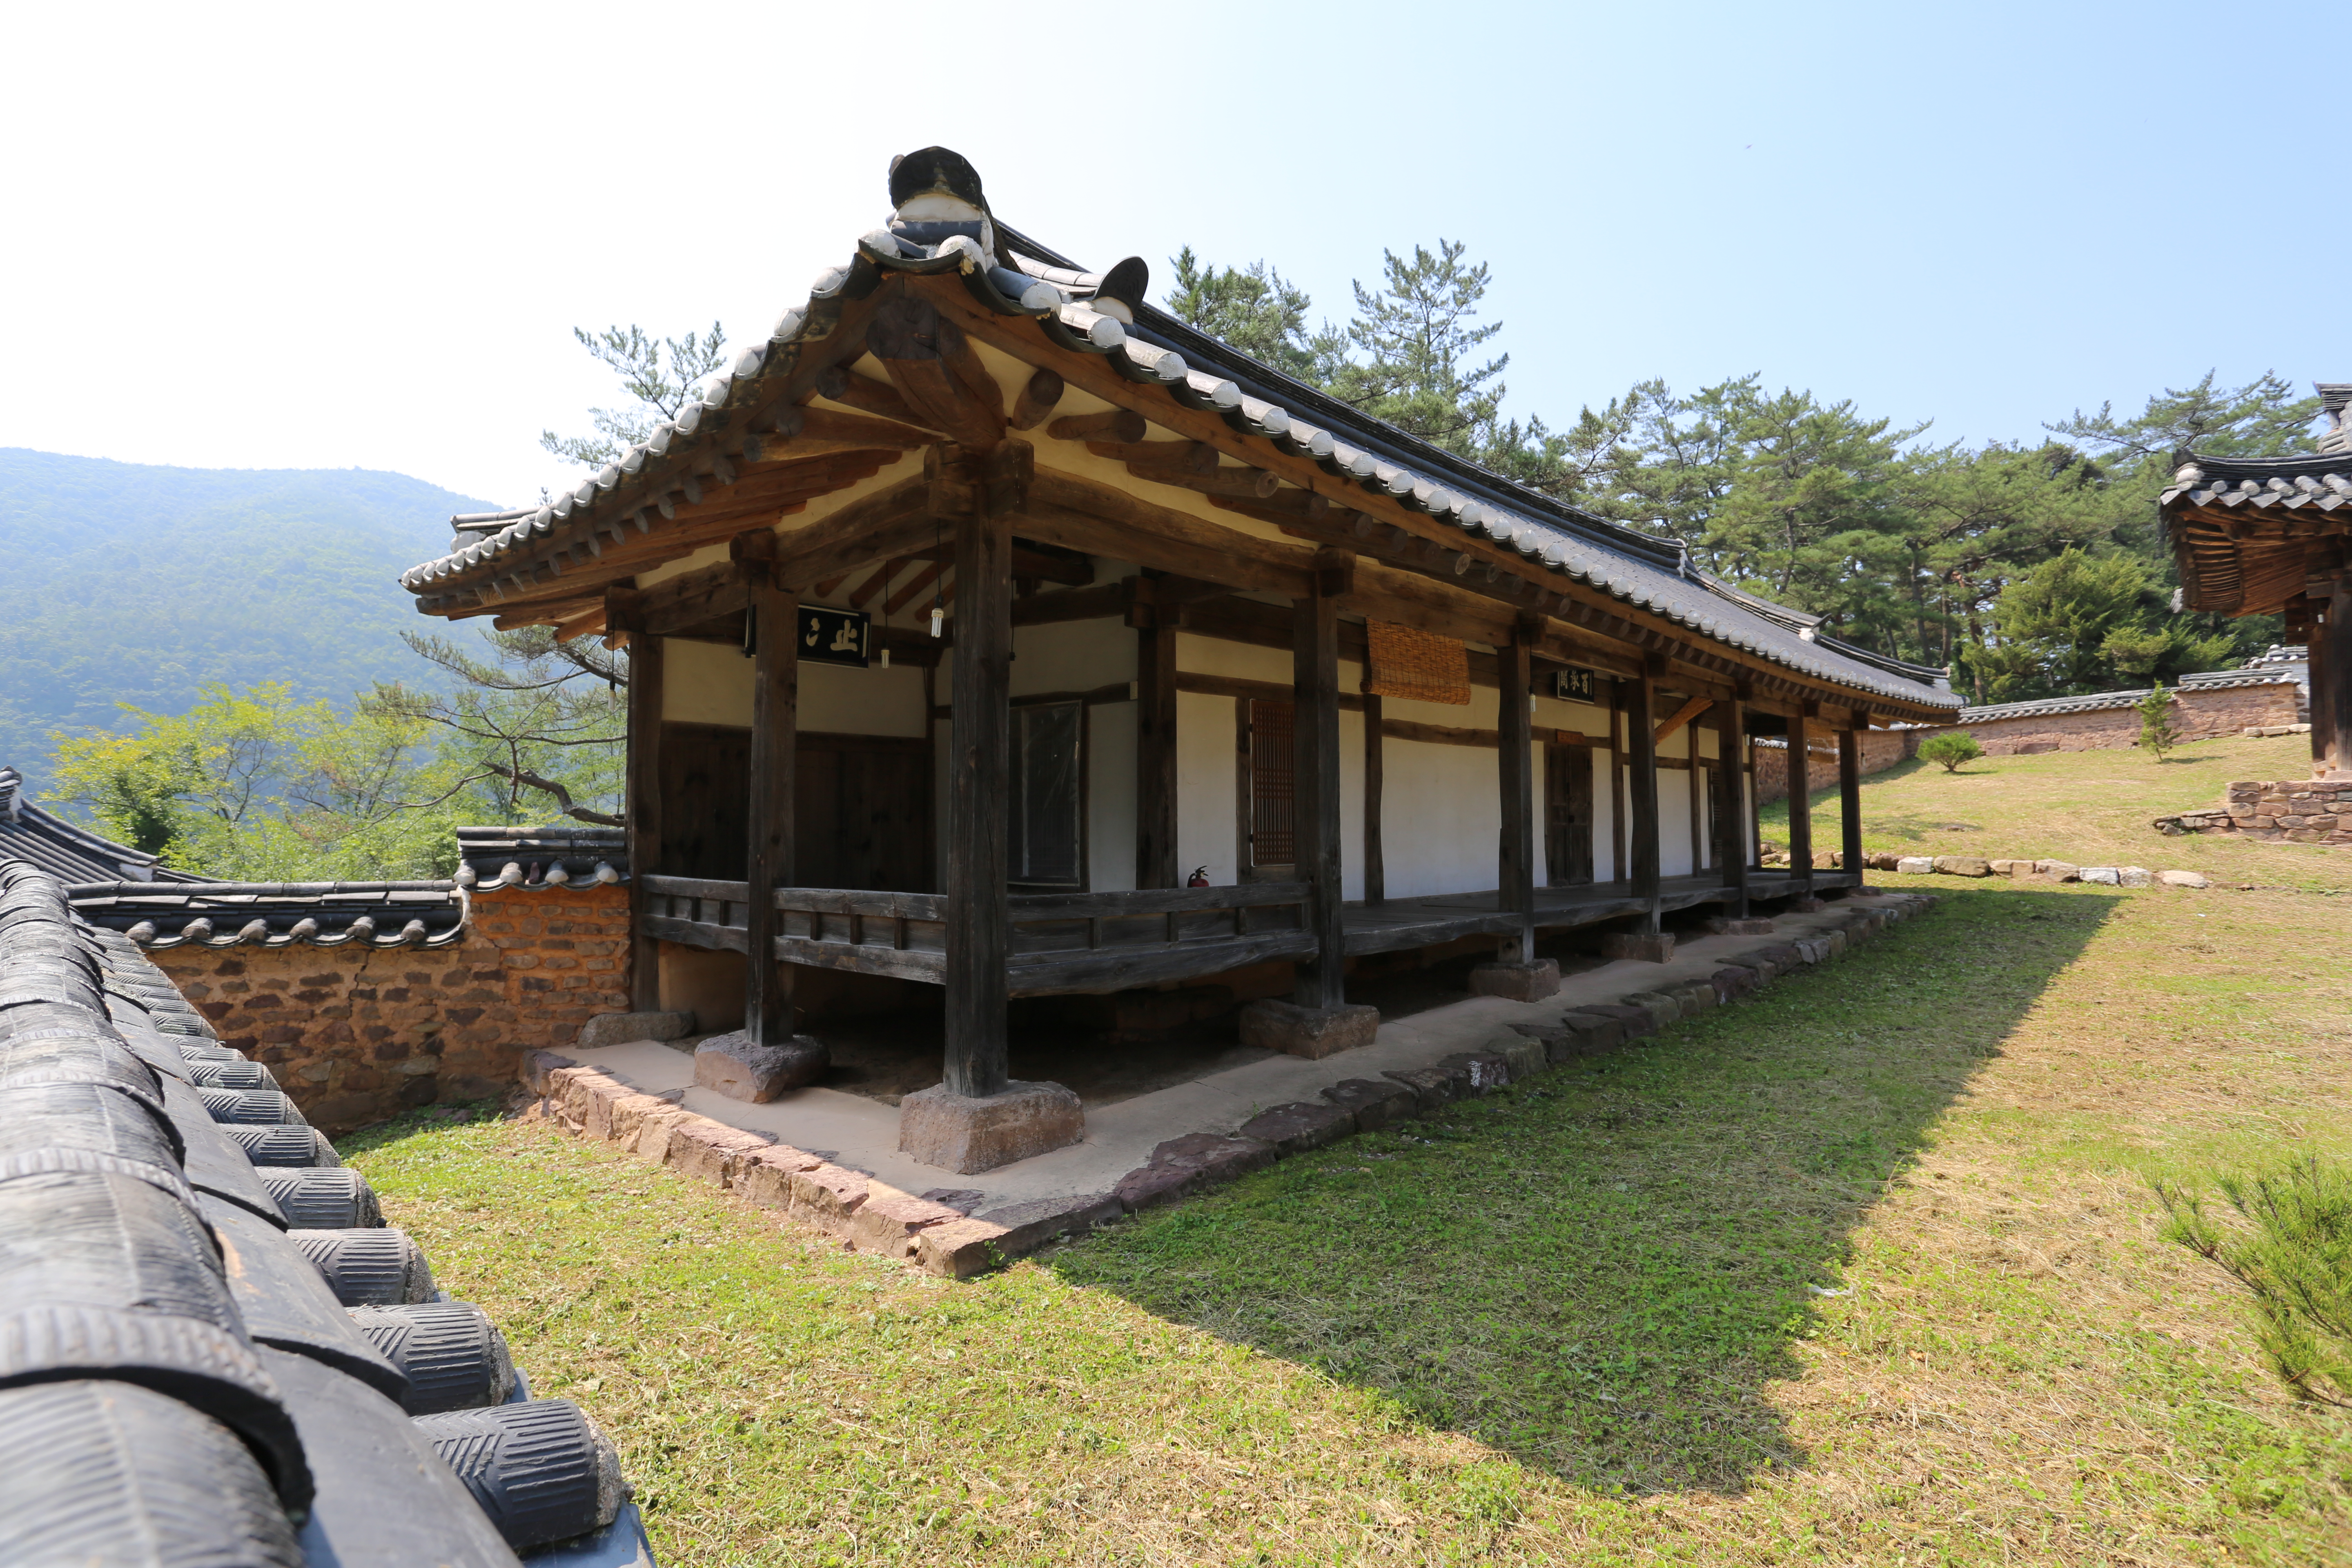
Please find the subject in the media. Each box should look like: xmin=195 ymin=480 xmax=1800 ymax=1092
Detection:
xmin=561 ymin=896 xmax=1902 ymax=1215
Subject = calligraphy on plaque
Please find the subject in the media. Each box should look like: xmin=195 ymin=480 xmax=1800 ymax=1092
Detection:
xmin=1551 ymin=666 xmax=1596 ymax=703
xmin=798 ymin=606 xmax=871 ymax=668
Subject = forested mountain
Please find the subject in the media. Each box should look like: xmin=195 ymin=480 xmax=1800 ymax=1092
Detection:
xmin=0 ymin=449 xmax=491 ymax=793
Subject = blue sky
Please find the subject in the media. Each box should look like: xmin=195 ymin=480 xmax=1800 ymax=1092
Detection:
xmin=4 ymin=1 xmax=2342 ymax=506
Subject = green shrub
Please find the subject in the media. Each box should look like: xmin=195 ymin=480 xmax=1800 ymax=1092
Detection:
xmin=2156 ymin=1154 xmax=2352 ymax=1406
xmin=2136 ymin=683 xmax=2181 ymax=759
xmin=1918 ymin=733 xmax=1983 ymax=773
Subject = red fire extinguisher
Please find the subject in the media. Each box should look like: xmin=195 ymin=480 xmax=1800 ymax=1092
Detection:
xmin=1187 ymin=866 xmax=1210 ymax=887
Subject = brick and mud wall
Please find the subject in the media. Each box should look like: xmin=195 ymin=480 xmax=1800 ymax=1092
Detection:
xmin=1914 ymin=681 xmax=2302 ymax=758
xmin=149 ymin=884 xmax=631 ymax=1131
xmin=1751 ymin=728 xmax=1918 ymax=806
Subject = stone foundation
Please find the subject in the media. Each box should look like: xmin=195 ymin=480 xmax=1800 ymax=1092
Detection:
xmin=1236 ymin=999 xmax=1381 ymax=1058
xmin=522 ymin=893 xmax=1940 ymax=1278
xmin=2160 ymin=779 xmax=2352 ymax=845
xmin=152 ymin=885 xmax=631 ymax=1131
xmin=1466 ymin=959 xmax=1561 ymax=1002
xmin=898 ymin=1080 xmax=1085 ymax=1173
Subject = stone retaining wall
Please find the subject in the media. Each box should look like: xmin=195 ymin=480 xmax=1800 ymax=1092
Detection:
xmin=2160 ymin=780 xmax=2352 ymax=846
xmin=149 ymin=884 xmax=632 ymax=1131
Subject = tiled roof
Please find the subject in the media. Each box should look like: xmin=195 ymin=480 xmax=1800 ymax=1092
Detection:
xmin=2159 ymin=450 xmax=2352 ymax=515
xmin=1953 ymin=663 xmax=2303 ymax=724
xmin=0 ymin=765 xmax=206 ymax=884
xmin=394 ymin=152 xmax=1956 ymax=717
xmin=0 ymin=857 xmax=654 ymax=1563
xmin=454 ymin=825 xmax=627 ymax=892
xmin=66 ymin=881 xmax=466 ymax=951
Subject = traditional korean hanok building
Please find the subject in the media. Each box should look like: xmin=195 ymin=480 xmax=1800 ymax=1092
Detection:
xmin=2163 ymin=383 xmax=2352 ymax=777
xmin=394 ymin=149 xmax=1960 ymax=1172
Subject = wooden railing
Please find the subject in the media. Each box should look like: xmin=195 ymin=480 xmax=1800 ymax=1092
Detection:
xmin=637 ymin=877 xmax=1319 ymax=996
xmin=1006 ymin=882 xmax=1314 ymax=996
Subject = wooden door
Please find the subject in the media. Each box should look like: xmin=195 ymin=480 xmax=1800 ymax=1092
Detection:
xmin=1545 ymin=742 xmax=1595 ymax=886
xmin=797 ymin=732 xmax=931 ymax=892
xmin=659 ymin=722 xmax=750 ymax=880
xmin=660 ymin=724 xmax=930 ymax=891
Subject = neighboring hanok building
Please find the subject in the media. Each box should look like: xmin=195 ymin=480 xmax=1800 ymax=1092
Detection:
xmin=394 ymin=149 xmax=1960 ymax=1172
xmin=2163 ymin=383 xmax=2352 ymax=780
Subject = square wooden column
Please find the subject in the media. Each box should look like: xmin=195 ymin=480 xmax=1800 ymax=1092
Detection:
xmin=1713 ymin=697 xmax=1749 ymax=918
xmin=1626 ymin=662 xmax=1662 ymax=931
xmin=1787 ymin=708 xmax=1815 ymax=895
xmin=1837 ymin=719 xmax=1866 ymax=885
xmin=1495 ymin=621 xmax=1537 ymax=962
xmin=2320 ymin=585 xmax=2352 ymax=780
xmin=1132 ymin=577 xmax=1179 ymax=889
xmin=744 ymin=572 xmax=798 ymax=1048
xmin=943 ymin=457 xmax=1015 ymax=1099
xmin=621 ymin=618 xmax=663 ymax=1013
xmin=1291 ymin=550 xmax=1348 ymax=1010
xmin=1362 ymin=694 xmax=1385 ymax=905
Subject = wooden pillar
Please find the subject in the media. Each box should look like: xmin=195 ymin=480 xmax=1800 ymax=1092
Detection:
xmin=942 ymin=445 xmax=1018 ymax=1098
xmin=743 ymin=574 xmax=798 ymax=1047
xmin=1362 ymin=693 xmax=1385 ymax=905
xmin=1838 ymin=720 xmax=1866 ymax=885
xmin=623 ymin=623 xmax=663 ymax=1012
xmin=1626 ymin=662 xmax=1662 ymax=931
xmin=1714 ymin=697 xmax=1748 ymax=918
xmin=1496 ymin=621 xmax=1537 ymax=962
xmin=1133 ymin=579 xmax=1179 ymax=888
xmin=1292 ymin=549 xmax=1348 ymax=1009
xmin=1787 ymin=707 xmax=1815 ymax=895
xmin=1610 ymin=689 xmax=1628 ymax=884
xmin=2321 ymin=586 xmax=2352 ymax=779
xmin=2310 ymin=603 xmax=2332 ymax=777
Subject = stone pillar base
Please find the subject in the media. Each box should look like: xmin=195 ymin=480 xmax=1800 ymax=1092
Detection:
xmin=1467 ymin=959 xmax=1560 ymax=1002
xmin=578 ymin=1009 xmax=695 ymax=1048
xmin=1600 ymin=931 xmax=1676 ymax=963
xmin=1237 ymin=999 xmax=1380 ymax=1059
xmin=899 ymin=1080 xmax=1084 ymax=1174
xmin=1787 ymin=896 xmax=1830 ymax=913
xmin=1702 ymin=917 xmax=1775 ymax=936
xmin=694 ymin=1032 xmax=827 ymax=1102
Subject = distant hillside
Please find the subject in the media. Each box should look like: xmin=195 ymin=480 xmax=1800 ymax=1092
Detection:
xmin=0 ymin=449 xmax=494 ymax=795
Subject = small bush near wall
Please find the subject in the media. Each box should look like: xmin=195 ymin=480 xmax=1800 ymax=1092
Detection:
xmin=153 ymin=884 xmax=632 ymax=1131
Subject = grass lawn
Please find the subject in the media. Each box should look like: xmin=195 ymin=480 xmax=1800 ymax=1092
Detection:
xmin=1767 ymin=731 xmax=2341 ymax=889
xmin=350 ymin=750 xmax=2352 ymax=1564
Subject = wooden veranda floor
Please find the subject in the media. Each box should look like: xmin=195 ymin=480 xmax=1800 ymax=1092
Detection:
xmin=1339 ymin=870 xmax=1855 ymax=958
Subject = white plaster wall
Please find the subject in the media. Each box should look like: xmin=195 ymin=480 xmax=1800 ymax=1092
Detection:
xmin=662 ymin=638 xmax=753 ymax=727
xmin=658 ymin=635 xmax=927 ymax=736
xmin=802 ymin=661 xmax=927 ymax=737
xmin=1010 ymin=617 xmax=1136 ymax=699
xmin=1089 ymin=701 xmax=1138 ymax=893
xmin=1174 ymin=690 xmax=1238 ymax=886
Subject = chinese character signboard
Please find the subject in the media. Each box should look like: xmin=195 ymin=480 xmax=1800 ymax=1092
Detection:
xmin=1551 ymin=666 xmax=1596 ymax=703
xmin=798 ymin=606 xmax=871 ymax=668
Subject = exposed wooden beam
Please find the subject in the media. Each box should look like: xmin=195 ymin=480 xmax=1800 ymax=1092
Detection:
xmin=1653 ymin=694 xmax=1712 ymax=744
xmin=1007 ymin=368 xmax=1064 ymax=432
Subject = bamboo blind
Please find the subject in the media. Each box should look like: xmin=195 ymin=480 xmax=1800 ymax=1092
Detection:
xmin=1364 ymin=621 xmax=1471 ymax=706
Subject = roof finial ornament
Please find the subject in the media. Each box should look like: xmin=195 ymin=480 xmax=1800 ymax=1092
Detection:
xmin=886 ymin=146 xmax=1001 ymax=264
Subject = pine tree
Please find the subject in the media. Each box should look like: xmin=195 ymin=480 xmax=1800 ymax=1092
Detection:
xmin=2136 ymin=682 xmax=2181 ymax=760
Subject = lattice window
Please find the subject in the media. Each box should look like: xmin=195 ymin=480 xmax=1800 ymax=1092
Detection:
xmin=1009 ymin=700 xmax=1083 ymax=886
xmin=1249 ymin=699 xmax=1296 ymax=866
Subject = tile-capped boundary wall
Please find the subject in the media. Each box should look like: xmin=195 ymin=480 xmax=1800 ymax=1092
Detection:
xmin=2160 ymin=780 xmax=2352 ymax=846
xmin=1911 ymin=680 xmax=2302 ymax=758
xmin=520 ymin=893 xmax=1937 ymax=1279
xmin=151 ymin=884 xmax=631 ymax=1131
